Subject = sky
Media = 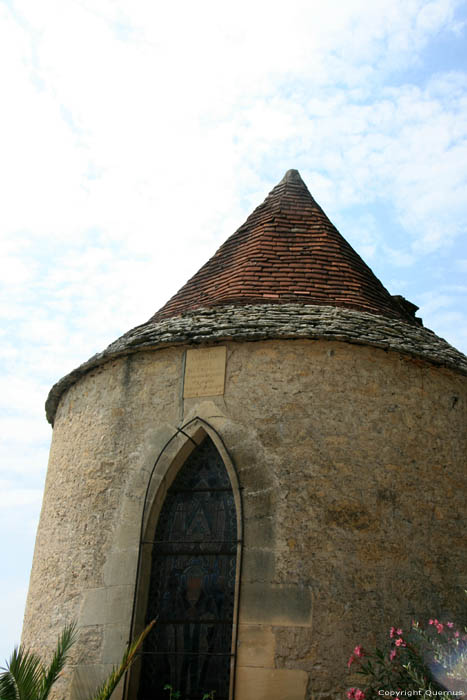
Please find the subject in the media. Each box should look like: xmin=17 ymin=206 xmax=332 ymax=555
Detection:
xmin=1 ymin=0 xmax=467 ymax=665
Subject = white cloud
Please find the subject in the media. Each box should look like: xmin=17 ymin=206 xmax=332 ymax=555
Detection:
xmin=1 ymin=0 xmax=466 ymax=665
xmin=0 ymin=483 xmax=43 ymax=508
xmin=0 ymin=583 xmax=29 ymax=658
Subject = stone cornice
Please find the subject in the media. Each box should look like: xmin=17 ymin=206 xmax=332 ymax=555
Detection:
xmin=45 ymin=304 xmax=467 ymax=425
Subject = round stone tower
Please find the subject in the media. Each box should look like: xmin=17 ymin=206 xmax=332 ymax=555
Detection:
xmin=23 ymin=171 xmax=467 ymax=700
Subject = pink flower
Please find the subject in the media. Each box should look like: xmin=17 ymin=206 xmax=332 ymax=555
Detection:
xmin=447 ymin=622 xmax=454 ymax=628
xmin=347 ymin=655 xmax=355 ymax=668
xmin=390 ymin=626 xmax=396 ymax=638
xmin=353 ymin=645 xmax=364 ymax=658
xmin=436 ymin=623 xmax=444 ymax=634
xmin=396 ymin=628 xmax=403 ymax=635
xmin=390 ymin=649 xmax=397 ymax=661
xmin=429 ymin=619 xmax=434 ymax=625
xmin=395 ymin=638 xmax=406 ymax=647
xmin=454 ymin=631 xmax=460 ymax=638
xmin=348 ymin=690 xmax=365 ymax=700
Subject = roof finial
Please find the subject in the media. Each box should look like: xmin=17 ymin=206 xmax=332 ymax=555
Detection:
xmin=280 ymin=169 xmax=304 ymax=184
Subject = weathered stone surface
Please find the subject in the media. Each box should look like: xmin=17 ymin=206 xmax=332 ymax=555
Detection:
xmin=236 ymin=624 xmax=276 ymax=667
xmin=240 ymin=583 xmax=313 ymax=626
xmin=45 ymin=304 xmax=467 ymax=424
xmin=24 ymin=338 xmax=467 ymax=699
xmin=235 ymin=667 xmax=308 ymax=700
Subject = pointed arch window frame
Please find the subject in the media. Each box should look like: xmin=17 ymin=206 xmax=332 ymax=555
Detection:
xmin=125 ymin=418 xmax=243 ymax=700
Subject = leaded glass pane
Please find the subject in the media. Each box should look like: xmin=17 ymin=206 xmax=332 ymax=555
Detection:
xmin=138 ymin=437 xmax=237 ymax=700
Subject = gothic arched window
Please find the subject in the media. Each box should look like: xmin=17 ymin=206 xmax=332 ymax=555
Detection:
xmin=137 ymin=436 xmax=238 ymax=700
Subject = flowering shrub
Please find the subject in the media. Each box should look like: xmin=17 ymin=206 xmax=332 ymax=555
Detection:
xmin=346 ymin=618 xmax=467 ymax=698
xmin=412 ymin=619 xmax=467 ymax=686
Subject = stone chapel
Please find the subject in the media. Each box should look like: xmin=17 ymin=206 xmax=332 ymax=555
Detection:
xmin=23 ymin=170 xmax=467 ymax=699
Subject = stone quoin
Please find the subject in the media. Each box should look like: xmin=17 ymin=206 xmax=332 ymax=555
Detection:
xmin=23 ymin=170 xmax=467 ymax=700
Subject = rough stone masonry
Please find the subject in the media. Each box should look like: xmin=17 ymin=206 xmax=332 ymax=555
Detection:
xmin=23 ymin=170 xmax=467 ymax=699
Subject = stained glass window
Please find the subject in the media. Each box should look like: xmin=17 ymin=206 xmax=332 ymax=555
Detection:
xmin=137 ymin=437 xmax=237 ymax=700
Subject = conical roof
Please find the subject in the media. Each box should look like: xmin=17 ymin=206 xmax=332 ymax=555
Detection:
xmin=45 ymin=170 xmax=467 ymax=425
xmin=152 ymin=170 xmax=415 ymax=324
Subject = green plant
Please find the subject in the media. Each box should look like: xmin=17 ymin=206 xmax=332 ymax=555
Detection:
xmin=346 ymin=618 xmax=467 ymax=698
xmin=0 ymin=619 xmax=156 ymax=700
xmin=0 ymin=623 xmax=77 ymax=700
xmin=90 ymin=619 xmax=156 ymax=700
xmin=411 ymin=618 xmax=467 ymax=682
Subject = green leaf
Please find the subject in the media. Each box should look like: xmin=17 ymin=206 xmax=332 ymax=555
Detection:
xmin=38 ymin=623 xmax=77 ymax=700
xmin=0 ymin=645 xmax=43 ymax=700
xmin=87 ymin=619 xmax=156 ymax=700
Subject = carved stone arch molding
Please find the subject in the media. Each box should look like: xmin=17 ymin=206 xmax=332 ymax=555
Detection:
xmin=126 ymin=418 xmax=243 ymax=700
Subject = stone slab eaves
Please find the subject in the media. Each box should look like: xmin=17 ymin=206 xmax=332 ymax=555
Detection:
xmin=45 ymin=304 xmax=467 ymax=425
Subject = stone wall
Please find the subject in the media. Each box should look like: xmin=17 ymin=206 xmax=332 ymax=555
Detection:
xmin=24 ymin=338 xmax=467 ymax=699
xmin=45 ymin=304 xmax=467 ymax=425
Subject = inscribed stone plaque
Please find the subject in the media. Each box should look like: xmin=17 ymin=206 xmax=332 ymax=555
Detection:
xmin=183 ymin=346 xmax=227 ymax=398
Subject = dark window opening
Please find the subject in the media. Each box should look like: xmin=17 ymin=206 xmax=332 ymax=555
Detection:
xmin=137 ymin=436 xmax=237 ymax=700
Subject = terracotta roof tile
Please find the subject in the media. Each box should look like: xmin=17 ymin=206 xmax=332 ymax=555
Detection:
xmin=151 ymin=170 xmax=418 ymax=324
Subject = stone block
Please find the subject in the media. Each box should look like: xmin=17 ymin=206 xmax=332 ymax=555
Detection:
xmin=69 ymin=663 xmax=115 ymax=700
xmin=243 ymin=515 xmax=275 ymax=549
xmin=237 ymin=624 xmax=275 ymax=667
xmin=235 ymin=666 xmax=308 ymax=700
xmin=242 ymin=548 xmax=275 ymax=581
xmin=111 ymin=500 xmax=143 ymax=549
xmin=78 ymin=585 xmax=134 ymax=628
xmin=240 ymin=583 xmax=312 ymax=626
xmin=242 ymin=486 xmax=276 ymax=518
xmin=106 ymin=585 xmax=134 ymax=625
xmin=102 ymin=623 xmax=128 ymax=664
xmin=78 ymin=588 xmax=107 ymax=626
xmin=103 ymin=548 xmax=138 ymax=587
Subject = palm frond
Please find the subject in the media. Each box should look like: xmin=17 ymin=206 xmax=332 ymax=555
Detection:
xmin=88 ymin=620 xmax=156 ymax=700
xmin=0 ymin=645 xmax=43 ymax=700
xmin=0 ymin=670 xmax=18 ymax=700
xmin=38 ymin=623 xmax=78 ymax=700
